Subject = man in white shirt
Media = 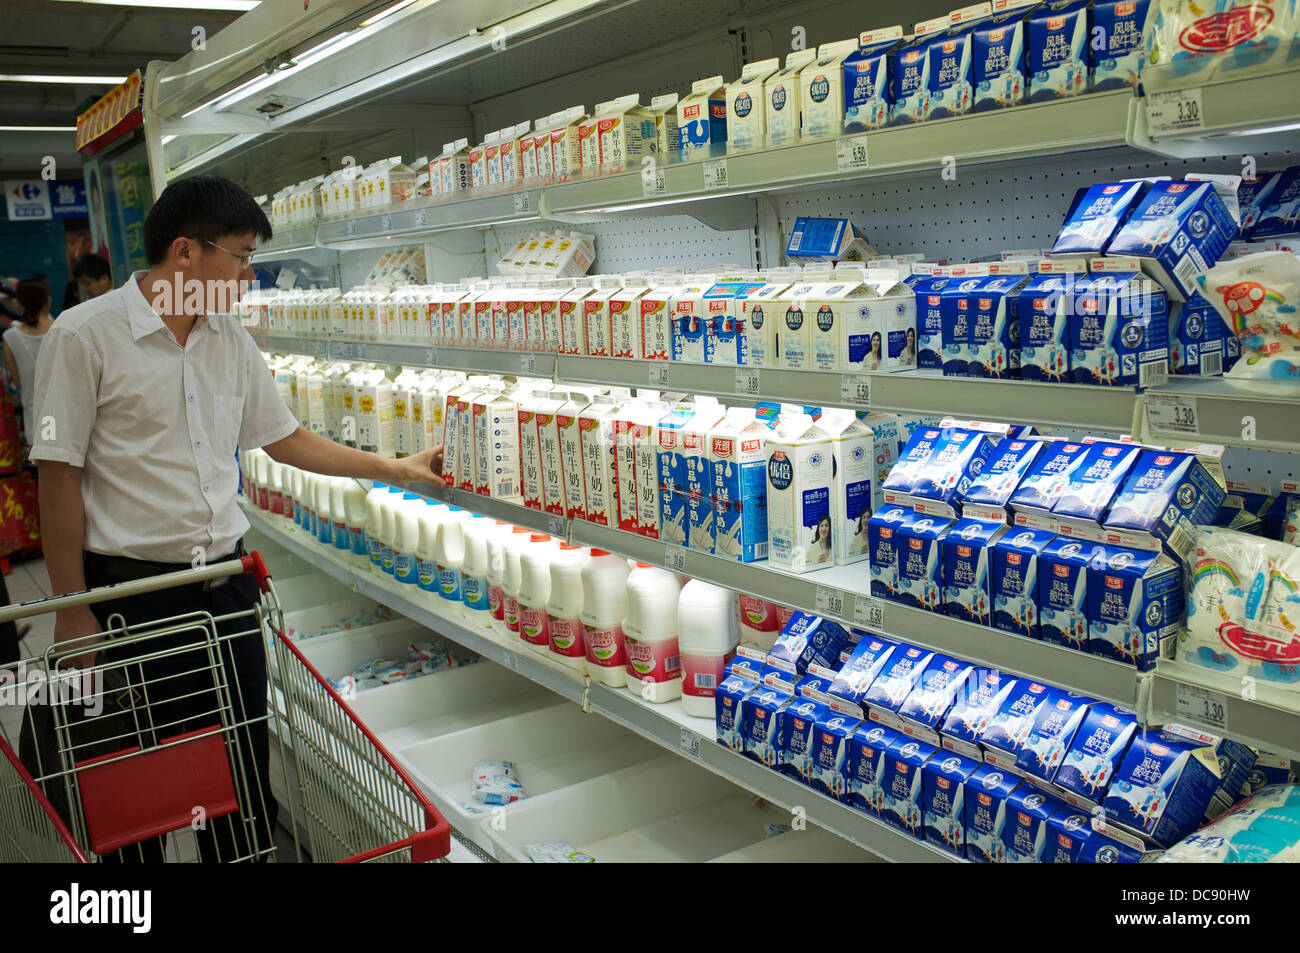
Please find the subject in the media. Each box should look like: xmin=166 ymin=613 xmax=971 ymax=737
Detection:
xmin=29 ymin=175 xmax=442 ymax=861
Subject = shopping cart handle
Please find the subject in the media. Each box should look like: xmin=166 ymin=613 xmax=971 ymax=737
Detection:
xmin=241 ymin=551 xmax=273 ymax=593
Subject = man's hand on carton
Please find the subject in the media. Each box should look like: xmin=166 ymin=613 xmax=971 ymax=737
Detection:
xmin=390 ymin=445 xmax=445 ymax=488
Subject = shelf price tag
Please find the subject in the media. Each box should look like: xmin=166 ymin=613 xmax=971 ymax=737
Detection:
xmin=664 ymin=544 xmax=687 ymax=572
xmin=546 ymin=513 xmax=567 ymax=540
xmin=1174 ymin=681 xmax=1229 ymax=732
xmin=345 ymin=220 xmax=356 ymax=238
xmin=514 ymin=193 xmax=531 ymax=214
xmin=501 ymin=649 xmax=520 ymax=672
xmin=815 ymin=586 xmax=847 ymax=621
xmin=521 ymin=353 xmax=538 ymax=374
xmin=332 ymin=341 xmax=354 ymax=360
xmin=702 ymin=159 xmax=729 ymax=190
xmin=735 ymin=368 xmax=761 ymax=397
xmin=414 ymin=208 xmax=428 ymax=228
xmin=354 ymin=343 xmax=369 ymax=361
xmin=381 ymin=213 xmax=393 ymax=233
xmin=642 ymin=167 xmax=667 ymax=198
xmin=648 ymin=362 xmax=671 ymax=387
xmin=307 ymin=340 xmax=327 ymax=359
xmin=854 ymin=595 xmax=886 ymax=630
xmin=1145 ymin=393 xmax=1199 ymax=436
xmin=840 ymin=375 xmax=871 ymax=405
xmin=425 ymin=348 xmax=438 ymax=365
xmin=679 ymin=727 xmax=702 ymax=760
xmin=835 ymin=136 xmax=870 ymax=172
xmin=1146 ymin=87 xmax=1206 ymax=136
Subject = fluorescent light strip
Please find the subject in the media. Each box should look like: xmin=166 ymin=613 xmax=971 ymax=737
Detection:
xmin=0 ymin=74 xmax=126 ymax=85
xmin=0 ymin=125 xmax=77 ymax=132
xmin=361 ymin=0 xmax=418 ymax=27
xmin=46 ymin=0 xmax=259 ymax=9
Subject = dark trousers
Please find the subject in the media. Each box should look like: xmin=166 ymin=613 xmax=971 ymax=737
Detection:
xmin=0 ymin=570 xmax=18 ymax=665
xmin=83 ymin=550 xmax=276 ymax=862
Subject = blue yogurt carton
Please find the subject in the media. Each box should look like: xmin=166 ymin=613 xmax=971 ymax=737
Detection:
xmin=965 ymin=764 xmax=1023 ymax=861
xmin=991 ymin=526 xmax=1058 ymax=639
xmin=970 ymin=0 xmax=1036 ymax=112
xmin=923 ymin=752 xmax=983 ymax=855
xmin=1085 ymin=545 xmax=1183 ymax=671
xmin=1026 ymin=0 xmax=1091 ymax=102
xmin=941 ymin=518 xmax=1007 ymax=624
xmin=880 ymin=736 xmax=938 ymax=836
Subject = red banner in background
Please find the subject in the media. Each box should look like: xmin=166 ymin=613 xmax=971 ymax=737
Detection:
xmin=76 ymin=71 xmax=144 ymax=157
xmin=0 ymin=472 xmax=40 ymax=558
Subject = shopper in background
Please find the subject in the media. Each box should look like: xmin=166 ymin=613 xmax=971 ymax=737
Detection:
xmin=30 ymin=174 xmax=445 ymax=861
xmin=72 ymin=253 xmax=113 ymax=300
xmin=4 ymin=276 xmax=54 ymax=450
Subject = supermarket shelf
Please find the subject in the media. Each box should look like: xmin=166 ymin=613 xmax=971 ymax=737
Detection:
xmin=1148 ymin=660 xmax=1300 ymax=763
xmin=1143 ymin=379 xmax=1300 ymax=452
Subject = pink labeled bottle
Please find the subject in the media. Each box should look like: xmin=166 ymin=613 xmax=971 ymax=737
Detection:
xmin=517 ymin=533 xmax=558 ymax=654
xmin=622 ymin=562 xmax=683 ymax=702
xmin=677 ymin=580 xmax=741 ymax=717
xmin=501 ymin=527 xmax=535 ymax=639
xmin=737 ymin=594 xmax=781 ymax=652
xmin=485 ymin=521 xmax=516 ymax=635
xmin=546 ymin=544 xmax=590 ymax=672
xmin=581 ymin=549 xmax=630 ymax=686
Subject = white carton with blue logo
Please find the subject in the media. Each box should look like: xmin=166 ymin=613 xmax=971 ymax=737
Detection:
xmin=1103 ymin=726 xmax=1225 ymax=847
xmin=964 ymin=763 xmax=1023 ymax=861
xmin=768 ymin=612 xmax=852 ymax=675
xmin=821 ymin=410 xmax=874 ymax=565
xmin=1104 ymin=446 xmax=1227 ymax=561
xmin=806 ymin=693 xmax=865 ymax=800
xmin=1026 ymin=0 xmax=1090 ymax=102
xmin=1054 ymin=702 xmax=1140 ymax=811
xmin=1069 ymin=257 xmax=1170 ymax=387
xmin=1019 ymin=259 xmax=1086 ymax=382
xmin=970 ymin=0 xmax=1037 ymax=112
xmin=923 ymin=752 xmax=982 ymax=854
xmin=828 ymin=635 xmax=897 ymax=706
xmin=1015 ymin=692 xmax=1093 ymax=784
xmin=968 ymin=261 xmax=1031 ymax=379
xmin=1037 ymin=537 xmax=1102 ymax=650
xmin=800 ymin=39 xmax=860 ymax=140
xmin=941 ymin=670 xmax=1020 ymax=759
xmin=847 ymin=273 xmax=917 ymax=373
xmin=843 ymin=26 xmax=904 ymax=132
xmin=781 ymin=692 xmax=833 ymax=785
xmin=741 ymin=665 xmax=798 ymax=769
xmin=776 ymin=281 xmax=816 ymax=370
xmin=940 ymin=518 xmax=1006 ymax=625
xmin=1051 ymin=438 xmax=1145 ymax=534
xmin=1086 ymin=545 xmax=1182 ymax=670
xmin=670 ymin=279 xmax=712 ymax=364
xmin=802 ymin=276 xmax=869 ymax=372
xmin=868 ymin=505 xmax=914 ymax=600
xmin=709 ymin=408 xmax=770 ymax=562
xmin=846 ymin=723 xmax=901 ymax=817
xmin=1052 ymin=180 xmax=1150 ymax=256
xmin=766 ymin=414 xmax=836 ymax=572
xmin=890 ymin=15 xmax=948 ymax=124
xmin=716 ymin=646 xmax=765 ymax=753
xmin=864 ymin=643 xmax=936 ymax=729
xmin=1092 ymin=0 xmax=1154 ymax=90
xmin=925 ymin=2 xmax=992 ymax=120
xmin=980 ymin=680 xmax=1063 ymax=770
xmin=912 ymin=268 xmax=950 ymax=369
xmin=961 ymin=437 xmax=1046 ymax=523
xmin=1108 ymin=178 xmax=1241 ymax=300
xmin=1002 ymin=787 xmax=1067 ymax=861
xmin=880 ymin=736 xmax=938 ymax=836
xmin=726 ymin=58 xmax=781 ymax=155
xmin=764 ymin=50 xmax=817 ymax=147
xmin=682 ymin=405 xmax=724 ymax=552
xmin=990 ymin=526 xmax=1057 ymax=639
xmin=677 ymin=76 xmax=726 ymax=162
xmin=897 ymin=654 xmax=977 ymax=745
xmin=895 ymin=514 xmax=953 ymax=613
xmin=735 ymin=279 xmax=791 ymax=368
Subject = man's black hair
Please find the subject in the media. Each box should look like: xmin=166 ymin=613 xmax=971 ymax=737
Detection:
xmin=143 ymin=174 xmax=273 ymax=265
xmin=72 ymin=252 xmax=111 ymax=280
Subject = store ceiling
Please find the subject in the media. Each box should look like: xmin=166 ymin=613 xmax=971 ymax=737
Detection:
xmin=0 ymin=0 xmax=245 ymax=179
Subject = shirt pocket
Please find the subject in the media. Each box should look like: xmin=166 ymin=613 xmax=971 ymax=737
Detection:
xmin=214 ymin=394 xmax=245 ymax=455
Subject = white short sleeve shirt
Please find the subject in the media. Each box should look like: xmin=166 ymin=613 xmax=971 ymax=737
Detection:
xmin=30 ymin=272 xmax=299 ymax=562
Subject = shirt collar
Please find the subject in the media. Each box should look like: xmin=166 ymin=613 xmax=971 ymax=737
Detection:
xmin=125 ymin=271 xmax=223 ymax=340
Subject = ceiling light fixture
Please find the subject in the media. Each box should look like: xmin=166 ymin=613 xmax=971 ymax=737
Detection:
xmin=0 ymin=74 xmax=127 ymax=85
xmin=46 ymin=0 xmax=259 ymax=10
xmin=0 ymin=125 xmax=78 ymax=132
xmin=361 ymin=0 xmax=419 ymax=27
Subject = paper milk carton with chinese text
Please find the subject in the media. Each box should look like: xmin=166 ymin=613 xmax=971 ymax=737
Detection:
xmin=1037 ymin=537 xmax=1103 ymax=650
xmin=766 ymin=413 xmax=835 ymax=573
xmin=764 ymin=50 xmax=817 ymax=147
xmin=806 ymin=694 xmax=864 ymax=800
xmin=800 ymin=39 xmax=861 ymax=140
xmin=890 ymin=15 xmax=947 ymax=125
xmin=989 ymin=526 xmax=1057 ymax=640
xmin=960 ymin=436 xmax=1047 ymax=523
xmin=1051 ymin=438 xmax=1144 ymax=536
xmin=868 ymin=505 xmax=914 ymax=600
xmin=716 ymin=652 xmax=763 ymax=754
xmin=864 ymin=643 xmax=936 ymax=730
xmin=735 ymin=279 xmax=791 ymax=367
xmin=709 ymin=408 xmax=770 ymax=562
xmin=1103 ymin=727 xmax=1225 ymax=847
xmin=941 ymin=670 xmax=1020 ymax=760
xmin=968 ymin=261 xmax=1031 ymax=379
xmin=1026 ymin=0 xmax=1091 ymax=102
xmin=677 ymin=76 xmax=727 ymax=162
xmin=843 ymin=27 xmax=905 ymax=132
xmin=941 ymin=518 xmax=1007 ymax=625
xmin=925 ymin=3 xmax=992 ymax=120
xmin=828 ymin=635 xmax=898 ymax=709
xmin=846 ymin=723 xmax=902 ymax=817
xmin=1103 ymin=446 xmax=1226 ymax=561
xmin=911 ymin=267 xmax=950 ymax=369
xmin=1052 ymin=180 xmax=1149 ymax=256
xmin=575 ymin=397 xmax=620 ymax=524
xmin=970 ymin=0 xmax=1037 ymax=112
xmin=980 ymin=680 xmax=1065 ymax=770
xmin=897 ymin=654 xmax=978 ymax=746
xmin=1053 ymin=702 xmax=1140 ymax=811
xmin=638 ymin=277 xmax=679 ymax=362
xmin=683 ymin=406 xmax=723 ymax=552
xmin=821 ymin=409 xmax=876 ymax=565
xmin=1018 ymin=259 xmax=1085 ymax=381
xmin=880 ymin=736 xmax=937 ymax=836
xmin=670 ymin=279 xmax=713 ymax=364
xmin=924 ymin=752 xmax=983 ymax=855
xmin=1001 ymin=787 xmax=1067 ymax=862
xmin=726 ymin=58 xmax=781 ymax=154
xmin=1092 ymin=0 xmax=1154 ymax=90
xmin=654 ymin=399 xmax=711 ymax=548
xmin=1015 ymin=692 xmax=1093 ymax=785
xmin=964 ymin=763 xmax=1023 ymax=861
xmin=740 ymin=665 xmax=797 ymax=769
xmin=1085 ymin=544 xmax=1182 ymax=671
xmin=1069 ymin=258 xmax=1170 ymax=387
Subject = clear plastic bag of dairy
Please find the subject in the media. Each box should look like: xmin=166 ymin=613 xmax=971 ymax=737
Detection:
xmin=1197 ymin=251 xmax=1300 ymax=385
xmin=1158 ymin=784 xmax=1300 ymax=862
xmin=525 ymin=843 xmax=595 ymax=863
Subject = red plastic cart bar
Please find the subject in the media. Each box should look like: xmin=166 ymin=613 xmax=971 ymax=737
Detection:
xmin=0 ymin=736 xmax=89 ymax=863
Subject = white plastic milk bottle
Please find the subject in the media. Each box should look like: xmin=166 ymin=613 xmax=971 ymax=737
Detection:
xmin=314 ymin=476 xmax=335 ymax=546
xmin=486 ymin=521 xmax=515 ymax=635
xmin=254 ymin=452 xmax=271 ymax=510
xmin=517 ymin=534 xmax=558 ymax=653
xmin=501 ymin=527 xmax=533 ymax=637
xmin=581 ymin=549 xmax=630 ymax=686
xmin=460 ymin=516 xmax=494 ymax=619
xmin=622 ymin=563 xmax=683 ymax=702
xmin=546 ymin=544 xmax=589 ymax=671
xmin=266 ymin=460 xmax=286 ymax=518
xmin=298 ymin=470 xmax=315 ymax=534
xmin=737 ymin=594 xmax=781 ymax=651
xmin=393 ymin=492 xmax=425 ymax=585
xmin=379 ymin=485 xmax=405 ymax=574
xmin=436 ymin=507 xmax=470 ymax=613
xmin=364 ymin=482 xmax=389 ymax=569
xmin=415 ymin=498 xmax=447 ymax=594
xmin=329 ymin=478 xmax=349 ymax=550
xmin=342 ymin=480 xmax=370 ymax=563
xmin=678 ymin=580 xmax=741 ymax=717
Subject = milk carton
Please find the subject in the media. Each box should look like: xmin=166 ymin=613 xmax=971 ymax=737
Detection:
xmin=820 ymin=410 xmax=875 ymax=565
xmin=733 ymin=280 xmax=790 ymax=367
xmin=841 ymin=274 xmax=917 ymax=373
xmin=864 ymin=643 xmax=936 ymax=729
xmin=843 ymin=27 xmax=904 ymax=132
xmin=582 ymin=277 xmax=622 ymax=358
xmin=1037 ymin=537 xmax=1103 ymax=650
xmin=968 ymin=263 xmax=1031 ymax=379
xmin=702 ymin=280 xmax=751 ymax=365
xmin=961 ymin=437 xmax=1046 ymax=523
xmin=868 ymin=506 xmax=914 ymax=600
xmin=1002 ymin=788 xmax=1069 ymax=861
xmin=827 ymin=636 xmax=898 ymax=708
xmin=781 ymin=691 xmax=833 ymax=785
xmin=670 ymin=279 xmax=713 ymax=364
xmin=1104 ymin=447 xmax=1227 ymax=560
xmin=577 ymin=398 xmax=622 ymax=525
xmin=926 ymin=3 xmax=992 ymax=120
xmin=1015 ymin=693 xmax=1093 ymax=785
xmin=558 ymin=280 xmax=595 ymax=355
xmin=965 ymin=764 xmax=1023 ymax=861
xmin=879 ymin=737 xmax=937 ymax=836
xmin=677 ymin=76 xmax=726 ymax=162
xmin=890 ymin=16 xmax=946 ymax=125
xmin=682 ymin=407 xmax=722 ymax=552
xmin=897 ymin=655 xmax=978 ymax=745
xmin=911 ymin=269 xmax=950 ymax=369
xmin=1054 ymin=702 xmax=1141 ymax=811
xmin=940 ymin=518 xmax=1007 ymax=624
xmin=1103 ymin=727 xmax=1225 ymax=847
xmin=1092 ymin=0 xmax=1154 ymax=90
xmin=709 ymin=409 xmax=770 ymax=562
xmin=939 ymin=265 xmax=991 ymax=376
xmin=940 ymin=670 xmax=1020 ymax=759
xmin=784 ymin=217 xmax=875 ymax=264
xmin=1008 ymin=439 xmax=1090 ymax=525
xmin=768 ymin=612 xmax=852 ymax=675
xmin=846 ymin=723 xmax=902 ymax=817
xmin=591 ymin=94 xmax=654 ymax=174
xmin=726 ymin=58 xmax=781 ymax=154
xmin=611 ymin=400 xmax=658 ymax=535
xmin=1085 ymin=545 xmax=1183 ymax=670
xmin=1018 ymin=259 xmax=1084 ymax=381
xmin=635 ymin=277 xmax=678 ymax=362
xmin=1077 ymin=830 xmax=1155 ymax=862
xmin=654 ymin=400 xmax=701 ymax=547
xmin=716 ymin=655 xmax=762 ymax=754
xmin=645 ymin=94 xmax=679 ymax=161
xmin=609 ymin=279 xmax=649 ymax=359
xmin=970 ymin=0 xmax=1036 ymax=111
xmin=519 ymin=392 xmax=555 ymax=504
xmin=765 ymin=414 xmax=835 ymax=573
xmin=1026 ymin=0 xmax=1091 ymax=102
xmin=980 ymin=681 xmax=1067 ymax=769
xmin=549 ymin=106 xmax=589 ymax=182
xmin=924 ymin=753 xmax=982 ymax=854
xmin=988 ymin=527 xmax=1056 ymax=640
xmin=1052 ymin=180 xmax=1149 ymax=256
xmin=1170 ymin=291 xmax=1235 ymax=376
xmin=1108 ymin=178 xmax=1240 ymax=300
xmin=1069 ymin=259 xmax=1170 ymax=386
xmin=895 ymin=421 xmax=1005 ymax=518
xmin=472 ymin=391 xmax=522 ymax=499
xmin=807 ymin=696 xmax=864 ymax=800
xmin=764 ymin=50 xmax=816 ymax=147
xmin=742 ymin=666 xmax=798 ymax=768
xmin=800 ymin=39 xmax=859 ymax=140
xmin=1253 ymin=166 xmax=1300 ymax=239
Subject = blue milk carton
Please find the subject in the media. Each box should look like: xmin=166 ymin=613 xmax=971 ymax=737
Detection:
xmin=846 ymin=723 xmax=901 ymax=817
xmin=768 ymin=612 xmax=852 ymax=675
xmin=940 ymin=267 xmax=991 ymax=377
xmin=1238 ymin=170 xmax=1285 ymax=240
xmin=1170 ymin=291 xmax=1232 ymax=376
xmin=1037 ymin=537 xmax=1103 ymax=650
xmin=807 ymin=695 xmax=865 ymax=801
xmin=677 ymin=75 xmax=727 ymax=162
xmin=1092 ymin=0 xmax=1155 ymax=91
xmin=941 ymin=669 xmax=1020 ymax=759
xmin=912 ymin=267 xmax=950 ymax=370
xmin=923 ymin=753 xmax=983 ymax=855
xmin=702 ymin=280 xmax=750 ymax=366
xmin=1015 ymin=692 xmax=1094 ymax=784
xmin=880 ymin=736 xmax=938 ymax=836
xmin=1019 ymin=260 xmax=1086 ymax=382
xmin=1077 ymin=830 xmax=1157 ymax=862
xmin=1250 ymin=165 xmax=1300 ymax=241
xmin=1104 ymin=447 xmax=1227 ymax=561
xmin=970 ymin=0 xmax=1037 ymax=112
xmin=895 ymin=515 xmax=953 ymax=612
xmin=781 ymin=691 xmax=833 ymax=785
xmin=828 ymin=635 xmax=898 ymax=707
xmin=1051 ymin=439 xmax=1144 ymax=533
xmin=1069 ymin=259 xmax=1170 ymax=387
xmin=1054 ymin=702 xmax=1141 ymax=811
xmin=897 ymin=654 xmax=977 ymax=745
xmin=716 ymin=646 xmax=766 ymax=752
xmin=990 ymin=527 xmax=1057 ymax=639
xmin=709 ymin=409 xmax=771 ymax=563
xmin=980 ymin=680 xmax=1064 ymax=770
xmin=1002 ymin=787 xmax=1068 ymax=862
xmin=1103 ymin=727 xmax=1225 ymax=846
xmin=868 ymin=505 xmax=914 ymax=601
xmin=941 ymin=519 xmax=1007 ymax=625
xmin=961 ymin=438 xmax=1046 ymax=523
xmin=1042 ymin=805 xmax=1095 ymax=862
xmin=968 ymin=262 xmax=1031 ymax=379
xmin=864 ymin=643 xmax=936 ymax=730
xmin=1108 ymin=178 xmax=1241 ymax=300
xmin=925 ymin=2 xmax=993 ymax=120
xmin=890 ymin=15 xmax=946 ymax=124
xmin=881 ymin=425 xmax=945 ymax=500
xmin=1052 ymin=180 xmax=1150 ymax=256
xmin=1009 ymin=438 xmax=1091 ymax=523
xmin=740 ymin=663 xmax=798 ymax=768
xmin=1026 ymin=0 xmax=1091 ymax=102
xmin=843 ymin=26 xmax=905 ymax=132
xmin=965 ymin=764 xmax=1023 ymax=861
xmin=1086 ymin=545 xmax=1183 ymax=671
xmin=901 ymin=421 xmax=1005 ymax=516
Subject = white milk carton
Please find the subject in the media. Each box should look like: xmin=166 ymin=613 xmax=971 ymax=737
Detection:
xmin=767 ymin=413 xmax=836 ymax=573
xmin=638 ymin=276 xmax=680 ymax=362
xmin=765 ymin=50 xmax=818 ymax=147
xmin=473 ymin=391 xmax=523 ymax=500
xmin=500 ymin=122 xmax=527 ymax=185
xmin=532 ymin=116 xmax=555 ymax=183
xmin=550 ymin=392 xmax=592 ymax=519
xmin=559 ymin=279 xmax=596 ymax=355
xmin=778 ymin=278 xmax=827 ymax=370
xmin=519 ymin=390 xmax=563 ymax=511
xmin=468 ymin=141 xmax=489 ymax=191
xmin=635 ymin=403 xmax=678 ymax=539
xmin=822 ymin=409 xmax=878 ymax=565
xmin=726 ymin=58 xmax=781 ymax=154
xmin=519 ymin=121 xmax=540 ymax=180
xmin=710 ymin=408 xmax=770 ymax=562
xmin=671 ymin=278 xmax=715 ymax=364
xmin=483 ymin=131 xmax=502 ymax=187
xmin=578 ymin=397 xmax=623 ymax=526
xmin=677 ymin=76 xmax=727 ymax=162
xmin=533 ymin=281 xmax=567 ymax=354
xmin=739 ymin=274 xmax=796 ymax=367
xmin=609 ymin=278 xmax=650 ymax=359
xmin=592 ymin=94 xmax=654 ymax=174
xmin=549 ymin=106 xmax=590 ymax=182
xmin=583 ymin=277 xmax=624 ymax=358
xmin=682 ymin=406 xmax=725 ymax=552
xmin=613 ymin=397 xmax=668 ymax=535
xmin=646 ymin=94 xmax=680 ymax=162
xmin=800 ymin=38 xmax=861 ymax=140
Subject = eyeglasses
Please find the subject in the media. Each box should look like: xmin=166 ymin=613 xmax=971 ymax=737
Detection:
xmin=190 ymin=236 xmax=255 ymax=269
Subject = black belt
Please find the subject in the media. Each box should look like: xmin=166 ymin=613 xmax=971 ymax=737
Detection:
xmin=85 ymin=540 xmax=246 ymax=590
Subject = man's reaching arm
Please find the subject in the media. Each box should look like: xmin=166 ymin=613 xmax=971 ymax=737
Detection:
xmin=38 ymin=460 xmax=102 ymax=667
xmin=261 ymin=427 xmax=444 ymax=487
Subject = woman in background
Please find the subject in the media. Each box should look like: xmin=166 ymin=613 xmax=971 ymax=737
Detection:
xmin=4 ymin=277 xmax=54 ymax=450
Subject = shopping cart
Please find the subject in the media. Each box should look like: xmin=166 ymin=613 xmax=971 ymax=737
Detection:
xmin=0 ymin=553 xmax=450 ymax=863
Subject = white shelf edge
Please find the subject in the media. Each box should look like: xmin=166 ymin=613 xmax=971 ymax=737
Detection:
xmin=1148 ymin=660 xmax=1300 ymax=762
